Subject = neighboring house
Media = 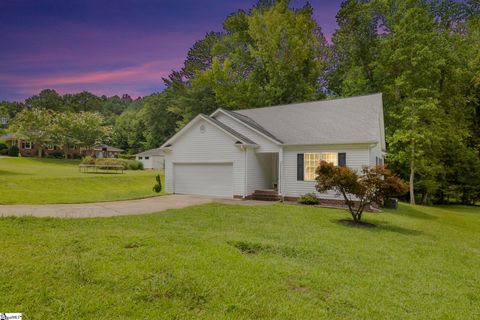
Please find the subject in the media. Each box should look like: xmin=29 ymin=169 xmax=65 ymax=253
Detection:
xmin=86 ymin=144 xmax=123 ymax=158
xmin=1 ymin=133 xmax=65 ymax=157
xmin=160 ymin=93 xmax=386 ymax=202
xmin=0 ymin=134 xmax=122 ymax=158
xmin=135 ymin=148 xmax=165 ymax=170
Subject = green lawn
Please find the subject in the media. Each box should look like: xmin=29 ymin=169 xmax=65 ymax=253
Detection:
xmin=0 ymin=203 xmax=479 ymax=319
xmin=0 ymin=157 xmax=164 ymax=204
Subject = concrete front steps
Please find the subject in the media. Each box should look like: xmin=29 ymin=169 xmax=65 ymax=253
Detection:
xmin=251 ymin=189 xmax=281 ymax=201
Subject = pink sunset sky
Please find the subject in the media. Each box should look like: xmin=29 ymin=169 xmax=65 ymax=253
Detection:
xmin=0 ymin=0 xmax=342 ymax=101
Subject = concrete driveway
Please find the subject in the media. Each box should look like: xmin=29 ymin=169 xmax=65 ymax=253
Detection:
xmin=0 ymin=195 xmax=216 ymax=218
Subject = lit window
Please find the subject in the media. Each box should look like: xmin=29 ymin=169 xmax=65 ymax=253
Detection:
xmin=304 ymin=153 xmax=320 ymax=181
xmin=304 ymin=152 xmax=338 ymax=181
xmin=321 ymin=152 xmax=337 ymax=166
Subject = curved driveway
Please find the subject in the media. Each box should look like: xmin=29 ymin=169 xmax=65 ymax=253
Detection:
xmin=0 ymin=195 xmax=216 ymax=218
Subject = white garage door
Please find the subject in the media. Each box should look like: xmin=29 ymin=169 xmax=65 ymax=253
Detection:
xmin=174 ymin=163 xmax=233 ymax=197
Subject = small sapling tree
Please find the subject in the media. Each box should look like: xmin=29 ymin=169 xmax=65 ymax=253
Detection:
xmin=315 ymin=161 xmax=407 ymax=223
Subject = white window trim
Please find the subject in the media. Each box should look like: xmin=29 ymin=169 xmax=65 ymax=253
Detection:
xmin=24 ymin=141 xmax=32 ymax=149
xmin=304 ymin=153 xmax=320 ymax=181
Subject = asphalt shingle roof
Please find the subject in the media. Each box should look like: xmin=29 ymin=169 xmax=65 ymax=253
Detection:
xmin=135 ymin=148 xmax=165 ymax=157
xmin=231 ymin=93 xmax=383 ymax=145
xmin=204 ymin=115 xmax=258 ymax=145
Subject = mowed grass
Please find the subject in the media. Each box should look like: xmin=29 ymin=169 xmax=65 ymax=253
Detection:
xmin=0 ymin=157 xmax=163 ymax=204
xmin=0 ymin=203 xmax=479 ymax=319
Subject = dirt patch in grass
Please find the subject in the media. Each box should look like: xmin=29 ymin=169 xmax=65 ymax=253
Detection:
xmin=228 ymin=240 xmax=302 ymax=258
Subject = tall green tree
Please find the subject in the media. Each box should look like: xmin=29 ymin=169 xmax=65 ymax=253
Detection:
xmin=331 ymin=0 xmax=480 ymax=204
xmin=9 ymin=108 xmax=54 ymax=157
xmin=51 ymin=112 xmax=79 ymax=159
xmin=329 ymin=0 xmax=379 ymax=96
xmin=63 ymin=91 xmax=103 ymax=113
xmin=164 ymin=0 xmax=329 ymax=127
xmin=71 ymin=112 xmax=110 ymax=150
xmin=25 ymin=89 xmax=64 ymax=111
xmin=203 ymin=0 xmax=328 ymax=109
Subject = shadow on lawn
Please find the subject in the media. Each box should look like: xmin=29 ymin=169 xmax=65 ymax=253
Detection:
xmin=374 ymin=222 xmax=423 ymax=236
xmin=0 ymin=170 xmax=28 ymax=176
xmin=335 ymin=219 xmax=423 ymax=236
xmin=389 ymin=205 xmax=438 ymax=220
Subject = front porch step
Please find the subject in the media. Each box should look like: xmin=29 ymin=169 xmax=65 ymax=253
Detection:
xmin=252 ymin=189 xmax=281 ymax=201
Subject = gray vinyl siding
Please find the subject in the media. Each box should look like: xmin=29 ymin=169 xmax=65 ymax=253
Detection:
xmin=282 ymin=145 xmax=370 ymax=199
xmin=213 ymin=113 xmax=281 ymax=153
xmin=369 ymin=143 xmax=384 ymax=166
xmin=164 ymin=118 xmax=245 ymax=196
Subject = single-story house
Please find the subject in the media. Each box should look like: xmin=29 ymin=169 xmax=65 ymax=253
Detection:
xmin=160 ymin=93 xmax=385 ymax=202
xmin=135 ymin=148 xmax=165 ymax=169
xmin=1 ymin=133 xmax=72 ymax=157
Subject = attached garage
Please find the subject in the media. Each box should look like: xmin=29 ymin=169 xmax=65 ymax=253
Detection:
xmin=173 ymin=163 xmax=233 ymax=197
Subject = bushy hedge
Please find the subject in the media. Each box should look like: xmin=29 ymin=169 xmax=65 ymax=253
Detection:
xmin=121 ymin=159 xmax=143 ymax=170
xmin=81 ymin=157 xmax=144 ymax=170
xmin=297 ymin=193 xmax=319 ymax=205
xmin=47 ymin=151 xmax=64 ymax=159
xmin=0 ymin=143 xmax=7 ymax=156
xmin=8 ymin=145 xmax=19 ymax=157
xmin=81 ymin=156 xmax=95 ymax=164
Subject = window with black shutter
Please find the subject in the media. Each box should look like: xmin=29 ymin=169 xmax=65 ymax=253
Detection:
xmin=338 ymin=152 xmax=346 ymax=167
xmin=297 ymin=153 xmax=304 ymax=181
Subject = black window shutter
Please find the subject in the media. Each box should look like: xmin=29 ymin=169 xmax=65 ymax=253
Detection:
xmin=338 ymin=152 xmax=346 ymax=167
xmin=297 ymin=153 xmax=304 ymax=181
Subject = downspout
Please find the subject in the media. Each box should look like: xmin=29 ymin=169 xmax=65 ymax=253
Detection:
xmin=279 ymin=147 xmax=283 ymax=200
xmin=243 ymin=146 xmax=247 ymax=198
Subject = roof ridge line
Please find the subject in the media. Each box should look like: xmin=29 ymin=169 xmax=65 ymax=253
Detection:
xmin=233 ymin=92 xmax=382 ymax=112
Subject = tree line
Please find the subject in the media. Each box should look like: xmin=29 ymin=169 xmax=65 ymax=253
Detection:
xmin=2 ymin=0 xmax=479 ymax=204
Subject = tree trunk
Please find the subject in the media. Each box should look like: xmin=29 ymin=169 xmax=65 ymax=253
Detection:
xmin=421 ymin=191 xmax=428 ymax=205
xmin=409 ymin=139 xmax=415 ymax=205
xmin=64 ymin=144 xmax=68 ymax=159
xmin=37 ymin=146 xmax=42 ymax=158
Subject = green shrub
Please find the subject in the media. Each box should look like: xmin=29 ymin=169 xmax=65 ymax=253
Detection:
xmin=0 ymin=143 xmax=7 ymax=151
xmin=297 ymin=193 xmax=319 ymax=205
xmin=81 ymin=156 xmax=95 ymax=164
xmin=119 ymin=154 xmax=134 ymax=160
xmin=117 ymin=158 xmax=143 ymax=170
xmin=7 ymin=145 xmax=19 ymax=157
xmin=153 ymin=174 xmax=162 ymax=193
xmin=94 ymin=158 xmax=143 ymax=170
xmin=47 ymin=151 xmax=64 ymax=159
xmin=126 ymin=160 xmax=143 ymax=170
